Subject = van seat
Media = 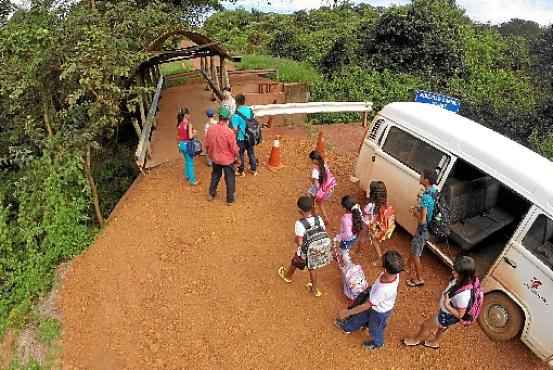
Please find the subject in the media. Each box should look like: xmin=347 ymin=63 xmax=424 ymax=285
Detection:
xmin=444 ymin=176 xmax=515 ymax=251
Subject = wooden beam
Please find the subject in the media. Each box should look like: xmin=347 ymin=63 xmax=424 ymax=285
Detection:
xmin=136 ymin=76 xmax=164 ymax=168
xmin=219 ymin=56 xmax=225 ymax=89
xmin=199 ymin=69 xmax=223 ymax=101
xmin=210 ymin=55 xmax=221 ymax=92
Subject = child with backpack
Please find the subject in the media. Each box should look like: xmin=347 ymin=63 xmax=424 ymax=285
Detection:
xmin=402 ymin=255 xmax=483 ymax=349
xmin=278 ymin=196 xmax=333 ymax=297
xmin=231 ymin=94 xmax=258 ymax=177
xmin=307 ymin=150 xmax=336 ymax=225
xmin=335 ymin=250 xmax=404 ymax=351
xmin=362 ymin=181 xmax=396 ymax=266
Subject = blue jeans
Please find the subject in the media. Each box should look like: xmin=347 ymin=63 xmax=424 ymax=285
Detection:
xmin=237 ymin=140 xmax=257 ymax=173
xmin=341 ymin=308 xmax=392 ymax=347
xmin=178 ymin=141 xmax=196 ymax=183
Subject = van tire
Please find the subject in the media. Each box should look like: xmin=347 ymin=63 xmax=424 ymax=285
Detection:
xmin=478 ymin=292 xmax=523 ymax=341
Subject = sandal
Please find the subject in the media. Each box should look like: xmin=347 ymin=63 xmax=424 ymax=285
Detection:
xmin=277 ymin=266 xmax=292 ymax=283
xmin=423 ymin=341 xmax=440 ymax=349
xmin=402 ymin=338 xmax=421 ymax=347
xmin=406 ymin=279 xmax=425 ymax=288
xmin=305 ymin=282 xmax=322 ymax=297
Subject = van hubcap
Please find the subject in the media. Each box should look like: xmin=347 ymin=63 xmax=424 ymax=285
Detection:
xmin=488 ymin=304 xmax=509 ymax=329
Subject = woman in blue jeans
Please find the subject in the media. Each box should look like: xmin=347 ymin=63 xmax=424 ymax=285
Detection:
xmin=176 ymin=108 xmax=199 ymax=186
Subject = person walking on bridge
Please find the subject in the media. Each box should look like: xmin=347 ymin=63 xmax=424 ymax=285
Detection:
xmin=205 ymin=106 xmax=239 ymax=205
xmin=176 ymin=107 xmax=199 ymax=186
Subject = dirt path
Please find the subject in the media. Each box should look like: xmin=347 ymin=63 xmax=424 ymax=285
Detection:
xmin=60 ymin=123 xmax=545 ymax=369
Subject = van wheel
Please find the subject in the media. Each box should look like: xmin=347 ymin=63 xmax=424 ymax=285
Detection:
xmin=478 ymin=292 xmax=523 ymax=341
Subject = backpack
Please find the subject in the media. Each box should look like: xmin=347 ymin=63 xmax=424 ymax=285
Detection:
xmin=235 ymin=109 xmax=262 ymax=146
xmin=429 ymin=190 xmax=450 ymax=242
xmin=300 ymin=216 xmax=332 ymax=270
xmin=449 ymin=277 xmax=484 ymax=326
xmin=314 ymin=166 xmax=336 ymax=201
xmin=186 ymin=138 xmax=203 ymax=157
xmin=334 ymin=247 xmax=368 ymax=301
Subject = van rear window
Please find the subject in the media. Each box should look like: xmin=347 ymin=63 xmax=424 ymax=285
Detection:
xmin=523 ymin=214 xmax=553 ymax=270
xmin=382 ymin=126 xmax=448 ymax=176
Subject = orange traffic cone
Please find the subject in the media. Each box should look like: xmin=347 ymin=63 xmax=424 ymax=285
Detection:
xmin=315 ymin=130 xmax=325 ymax=158
xmin=267 ymin=136 xmax=284 ymax=171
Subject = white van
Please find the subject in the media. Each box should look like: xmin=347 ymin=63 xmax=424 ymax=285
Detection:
xmin=352 ymin=102 xmax=553 ymax=366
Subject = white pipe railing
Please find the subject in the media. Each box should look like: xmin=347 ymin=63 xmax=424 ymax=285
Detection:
xmin=251 ymin=102 xmax=373 ymax=117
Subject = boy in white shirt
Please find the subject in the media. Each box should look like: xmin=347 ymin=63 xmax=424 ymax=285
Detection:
xmin=278 ymin=196 xmax=331 ymax=297
xmin=335 ymin=250 xmax=404 ymax=350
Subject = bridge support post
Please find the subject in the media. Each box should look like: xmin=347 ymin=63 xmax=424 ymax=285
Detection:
xmin=210 ymin=55 xmax=221 ymax=93
xmin=219 ymin=56 xmax=225 ymax=89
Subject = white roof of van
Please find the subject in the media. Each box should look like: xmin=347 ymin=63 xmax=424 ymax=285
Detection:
xmin=380 ymin=102 xmax=553 ymax=215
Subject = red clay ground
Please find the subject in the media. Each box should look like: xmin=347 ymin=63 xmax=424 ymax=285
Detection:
xmin=60 ymin=128 xmax=546 ymax=369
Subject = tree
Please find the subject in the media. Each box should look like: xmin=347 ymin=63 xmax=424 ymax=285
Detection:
xmin=497 ymin=18 xmax=542 ymax=40
xmin=361 ymin=0 xmax=469 ymax=82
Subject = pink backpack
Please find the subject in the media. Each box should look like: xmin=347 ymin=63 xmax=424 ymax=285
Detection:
xmin=452 ymin=277 xmax=484 ymax=326
xmin=315 ymin=166 xmax=336 ymax=201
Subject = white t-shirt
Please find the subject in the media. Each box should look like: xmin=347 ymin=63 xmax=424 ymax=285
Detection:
xmin=439 ymin=280 xmax=472 ymax=312
xmin=369 ymin=272 xmax=400 ymax=313
xmin=295 ymin=216 xmax=326 ymax=256
xmin=311 ymin=167 xmax=320 ymax=180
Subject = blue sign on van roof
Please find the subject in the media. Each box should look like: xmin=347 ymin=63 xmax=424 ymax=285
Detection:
xmin=415 ymin=90 xmax=461 ymax=113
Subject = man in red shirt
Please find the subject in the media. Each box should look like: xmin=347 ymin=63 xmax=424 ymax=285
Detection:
xmin=205 ymin=106 xmax=239 ymax=204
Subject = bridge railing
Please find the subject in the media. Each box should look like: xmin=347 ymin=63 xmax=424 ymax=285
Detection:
xmin=135 ymin=75 xmax=164 ymax=169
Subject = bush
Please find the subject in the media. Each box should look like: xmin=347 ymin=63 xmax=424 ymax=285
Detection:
xmin=0 ymin=152 xmax=94 ymax=336
xmin=159 ymin=60 xmax=193 ymax=76
xmin=37 ymin=318 xmax=61 ymax=345
xmin=237 ymin=55 xmax=321 ymax=85
xmin=310 ymin=67 xmax=427 ymax=123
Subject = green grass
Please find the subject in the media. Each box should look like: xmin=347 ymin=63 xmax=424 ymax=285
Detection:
xmin=37 ymin=318 xmax=60 ymax=345
xmin=159 ymin=60 xmax=194 ymax=76
xmin=237 ymin=55 xmax=321 ymax=85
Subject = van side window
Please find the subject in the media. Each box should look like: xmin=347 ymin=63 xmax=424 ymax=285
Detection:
xmin=382 ymin=126 xmax=449 ymax=175
xmin=522 ymin=214 xmax=553 ymax=270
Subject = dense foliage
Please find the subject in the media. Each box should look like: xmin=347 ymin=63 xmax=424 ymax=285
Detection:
xmin=204 ymin=1 xmax=553 ymax=158
xmin=0 ymin=0 xmax=221 ymax=339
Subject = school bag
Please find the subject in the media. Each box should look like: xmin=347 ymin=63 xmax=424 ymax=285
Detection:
xmin=448 ymin=277 xmax=484 ymax=326
xmin=185 ymin=138 xmax=203 ymax=157
xmin=314 ymin=166 xmax=336 ymax=201
xmin=300 ymin=216 xmax=332 ymax=270
xmin=429 ymin=191 xmax=451 ymax=242
xmin=333 ymin=246 xmax=368 ymax=301
xmin=235 ymin=109 xmax=263 ymax=146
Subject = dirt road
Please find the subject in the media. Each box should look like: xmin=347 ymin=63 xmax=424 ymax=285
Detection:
xmin=60 ymin=125 xmax=545 ymax=369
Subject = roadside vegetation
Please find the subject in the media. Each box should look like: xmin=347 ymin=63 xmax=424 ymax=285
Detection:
xmin=203 ymin=1 xmax=553 ymax=158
